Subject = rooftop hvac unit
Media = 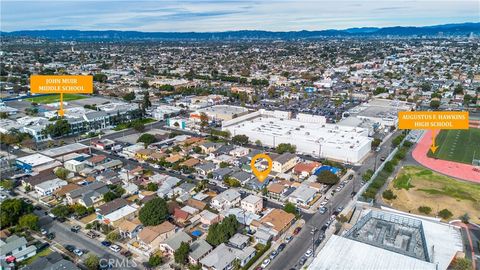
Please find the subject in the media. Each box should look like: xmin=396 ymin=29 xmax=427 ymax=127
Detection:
xmin=305 ymin=132 xmax=310 ymax=135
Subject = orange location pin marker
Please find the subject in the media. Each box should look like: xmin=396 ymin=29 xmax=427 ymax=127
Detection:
xmin=250 ymin=153 xmax=272 ymax=182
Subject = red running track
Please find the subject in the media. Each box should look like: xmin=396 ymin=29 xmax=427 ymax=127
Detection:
xmin=412 ymin=130 xmax=480 ymax=183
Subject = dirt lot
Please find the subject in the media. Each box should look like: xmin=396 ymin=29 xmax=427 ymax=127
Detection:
xmin=383 ymin=166 xmax=480 ymax=224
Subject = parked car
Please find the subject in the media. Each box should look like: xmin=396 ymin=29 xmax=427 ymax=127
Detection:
xmin=261 ymin=259 xmax=271 ymax=268
xmin=47 ymin=232 xmax=55 ymax=240
xmin=121 ymin=250 xmax=132 ymax=258
xmin=101 ymin=241 xmax=112 ymax=247
xmin=65 ymin=245 xmax=76 ymax=252
xmin=73 ymin=249 xmax=84 ymax=257
xmin=110 ymin=244 xmax=121 ymax=253
xmin=277 ymin=243 xmax=286 ymax=252
xmin=285 ymin=236 xmax=293 ymax=243
xmin=305 ymin=249 xmax=313 ymax=257
xmin=40 ymin=228 xmax=48 ymax=235
xmin=293 ymin=227 xmax=301 ymax=235
xmin=319 ymin=207 xmax=327 ymax=214
xmin=71 ymin=225 xmax=81 ymax=233
xmin=36 ymin=242 xmax=50 ymax=251
xmin=269 ymin=250 xmax=278 ymax=259
xmin=86 ymin=230 xmax=99 ymax=239
xmin=299 ymin=256 xmax=307 ymax=265
xmin=380 ymin=157 xmax=386 ymax=161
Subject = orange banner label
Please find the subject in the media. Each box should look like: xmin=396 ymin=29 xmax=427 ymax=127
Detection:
xmin=30 ymin=75 xmax=93 ymax=94
xmin=398 ymin=111 xmax=469 ymax=129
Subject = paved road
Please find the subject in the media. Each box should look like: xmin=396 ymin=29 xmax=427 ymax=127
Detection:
xmin=35 ymin=210 xmax=138 ymax=269
xmin=267 ymin=130 xmax=402 ymax=270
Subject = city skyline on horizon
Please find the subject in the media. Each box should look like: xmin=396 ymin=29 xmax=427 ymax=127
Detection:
xmin=1 ymin=0 xmax=479 ymax=32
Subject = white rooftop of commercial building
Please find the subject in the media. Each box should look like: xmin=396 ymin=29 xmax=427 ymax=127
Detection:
xmin=16 ymin=153 xmax=55 ymax=167
xmin=198 ymin=105 xmax=248 ymax=116
xmin=308 ymin=209 xmax=463 ymax=270
xmin=40 ymin=143 xmax=89 ymax=158
xmin=228 ymin=115 xmax=370 ymax=151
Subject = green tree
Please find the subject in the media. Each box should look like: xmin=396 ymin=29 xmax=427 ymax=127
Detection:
xmin=43 ymin=119 xmax=71 ymax=138
xmin=219 ymin=162 xmax=230 ymax=168
xmin=146 ymin=182 xmax=158 ymax=192
xmin=206 ymin=215 xmax=238 ymax=246
xmin=55 ymin=167 xmax=70 ymax=180
xmin=139 ymin=198 xmax=168 ymax=226
xmin=454 ymin=85 xmax=464 ymax=95
xmin=382 ymin=189 xmax=396 ymax=200
xmin=143 ymin=92 xmax=152 ymax=109
xmin=199 ymin=112 xmax=209 ymax=131
xmin=84 ymin=254 xmax=100 ymax=270
xmin=106 ymin=231 xmax=121 ymax=242
xmin=0 ymin=198 xmax=33 ymax=228
xmin=418 ymin=206 xmax=432 ymax=215
xmin=316 ymin=170 xmax=339 ymax=185
xmin=438 ymin=209 xmax=453 ymax=220
xmin=371 ymin=138 xmax=382 ymax=149
xmin=133 ymin=122 xmax=145 ymax=132
xmin=275 ymin=143 xmax=296 ymax=154
xmin=430 ymin=100 xmax=441 ymax=109
xmin=18 ymin=214 xmax=39 ymax=230
xmin=460 ymin=213 xmax=470 ymax=224
xmin=451 ymin=258 xmax=472 ymax=270
xmin=123 ymin=92 xmax=136 ymax=102
xmin=72 ymin=204 xmax=88 ymax=216
xmin=0 ymin=179 xmax=14 ymax=190
xmin=148 ymin=254 xmax=163 ymax=267
xmin=383 ymin=161 xmax=394 ymax=173
xmin=93 ymin=73 xmax=107 ymax=83
xmin=283 ymin=202 xmax=297 ymax=215
xmin=137 ymin=133 xmax=157 ymax=146
xmin=174 ymin=242 xmax=190 ymax=264
xmin=255 ymin=140 xmax=262 ymax=147
xmin=362 ymin=169 xmax=374 ymax=181
xmin=51 ymin=204 xmax=71 ymax=218
xmin=103 ymin=191 xmax=119 ymax=202
xmin=232 ymin=135 xmax=249 ymax=146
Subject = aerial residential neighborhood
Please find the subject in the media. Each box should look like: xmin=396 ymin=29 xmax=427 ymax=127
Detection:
xmin=0 ymin=1 xmax=479 ymax=270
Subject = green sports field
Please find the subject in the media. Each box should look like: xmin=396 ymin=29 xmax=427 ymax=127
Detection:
xmin=428 ymin=128 xmax=480 ymax=164
xmin=26 ymin=94 xmax=87 ymax=104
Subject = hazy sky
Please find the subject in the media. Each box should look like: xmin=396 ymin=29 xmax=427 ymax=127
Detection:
xmin=1 ymin=0 xmax=479 ymax=32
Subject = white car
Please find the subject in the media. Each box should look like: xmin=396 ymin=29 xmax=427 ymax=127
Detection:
xmin=73 ymin=249 xmax=84 ymax=257
xmin=305 ymin=249 xmax=313 ymax=257
xmin=41 ymin=228 xmax=48 ymax=235
xmin=0 ymin=194 xmax=6 ymax=200
xmin=261 ymin=259 xmax=271 ymax=268
xmin=109 ymin=244 xmax=121 ymax=253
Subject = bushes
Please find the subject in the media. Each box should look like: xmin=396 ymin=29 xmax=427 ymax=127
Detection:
xmin=418 ymin=206 xmax=432 ymax=215
xmin=438 ymin=209 xmax=453 ymax=220
xmin=382 ymin=189 xmax=396 ymax=200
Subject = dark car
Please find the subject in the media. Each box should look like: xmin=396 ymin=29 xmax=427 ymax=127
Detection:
xmin=47 ymin=232 xmax=55 ymax=240
xmin=57 ymin=217 xmax=66 ymax=223
xmin=65 ymin=245 xmax=76 ymax=252
xmin=121 ymin=250 xmax=132 ymax=258
xmin=277 ymin=243 xmax=286 ymax=252
xmin=101 ymin=241 xmax=112 ymax=247
xmin=36 ymin=242 xmax=50 ymax=251
xmin=293 ymin=227 xmax=301 ymax=235
xmin=299 ymin=257 xmax=307 ymax=265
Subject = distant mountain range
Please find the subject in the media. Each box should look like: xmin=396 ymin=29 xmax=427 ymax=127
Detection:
xmin=1 ymin=23 xmax=479 ymax=41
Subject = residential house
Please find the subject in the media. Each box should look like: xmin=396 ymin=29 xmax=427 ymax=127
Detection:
xmin=0 ymin=235 xmax=36 ymax=262
xmin=255 ymin=209 xmax=295 ymax=240
xmin=267 ymin=183 xmax=288 ymax=199
xmin=180 ymin=158 xmax=200 ymax=168
xmin=34 ymin=178 xmax=68 ymax=196
xmin=200 ymin=243 xmax=256 ymax=270
xmin=211 ymin=190 xmax=241 ymax=211
xmin=229 ymin=147 xmax=249 ymax=157
xmin=64 ymin=160 xmax=85 ymax=173
xmin=272 ymin=153 xmax=298 ymax=173
xmin=135 ymin=148 xmax=155 ymax=161
xmin=253 ymin=228 xmax=272 ymax=245
xmin=160 ymin=231 xmax=192 ymax=256
xmin=288 ymin=185 xmax=317 ymax=207
xmin=173 ymin=208 xmax=191 ymax=225
xmin=66 ymin=181 xmax=109 ymax=207
xmin=293 ymin=161 xmax=321 ymax=178
xmin=229 ymin=171 xmax=252 ymax=185
xmin=199 ymin=142 xmax=222 ymax=154
xmin=211 ymin=167 xmax=232 ymax=181
xmin=22 ymin=171 xmax=57 ymax=190
xmin=241 ymin=195 xmax=263 ymax=214
xmin=118 ymin=219 xmax=143 ymax=239
xmin=85 ymin=155 xmax=107 ymax=167
xmin=188 ymin=239 xmax=212 ymax=265
xmin=199 ymin=210 xmax=220 ymax=226
xmin=135 ymin=221 xmax=176 ymax=256
xmin=21 ymin=252 xmax=80 ymax=270
xmin=228 ymin=233 xmax=250 ymax=249
xmin=186 ymin=199 xmax=207 ymax=211
xmin=195 ymin=162 xmax=216 ymax=176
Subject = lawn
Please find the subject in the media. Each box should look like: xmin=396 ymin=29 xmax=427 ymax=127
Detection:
xmin=386 ymin=166 xmax=480 ymax=223
xmin=19 ymin=247 xmax=52 ymax=266
xmin=427 ymin=129 xmax=480 ymax=164
xmin=113 ymin=118 xmax=156 ymax=131
xmin=26 ymin=94 xmax=87 ymax=104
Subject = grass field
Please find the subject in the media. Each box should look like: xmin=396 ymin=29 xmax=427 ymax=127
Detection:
xmin=387 ymin=166 xmax=480 ymax=223
xmin=427 ymin=128 xmax=480 ymax=164
xmin=26 ymin=94 xmax=87 ymax=104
